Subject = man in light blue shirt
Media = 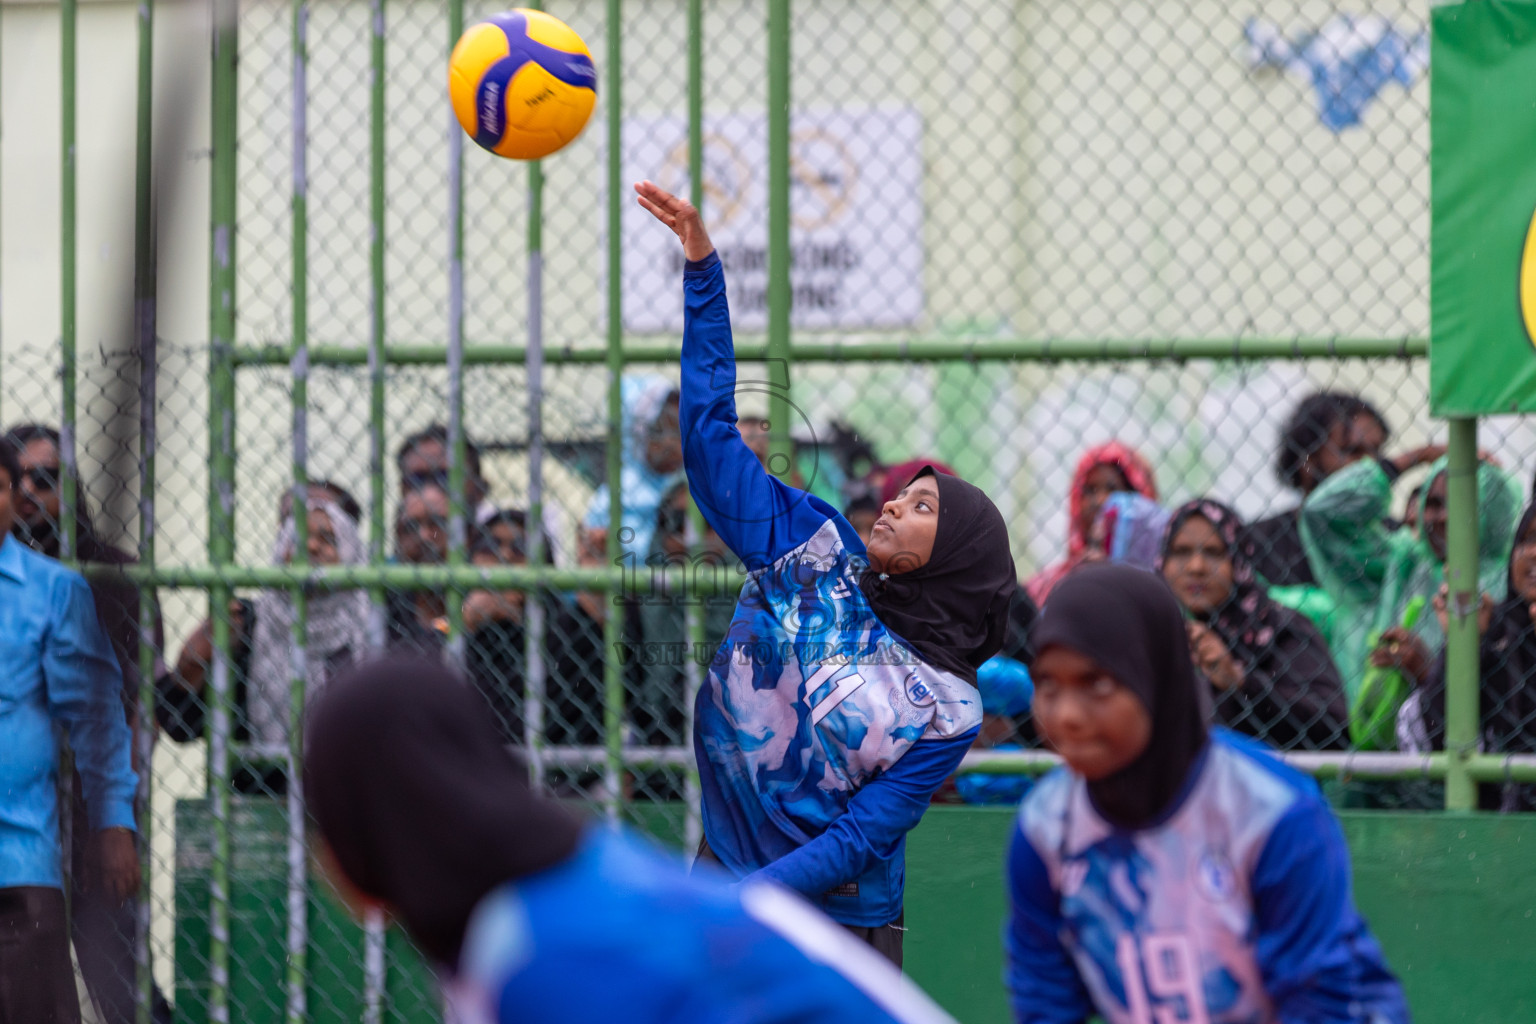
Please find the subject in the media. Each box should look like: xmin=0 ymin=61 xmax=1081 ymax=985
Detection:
xmin=0 ymin=443 xmax=139 ymax=1024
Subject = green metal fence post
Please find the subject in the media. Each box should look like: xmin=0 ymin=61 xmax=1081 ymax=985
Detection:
xmin=525 ymin=70 xmax=549 ymax=789
xmin=208 ymin=0 xmax=240 ymax=1015
xmin=682 ymin=0 xmax=705 ymax=852
xmin=368 ymin=0 xmax=388 ymax=640
xmin=132 ymin=0 xmax=157 ymax=1016
xmin=446 ymin=0 xmax=467 ymax=664
xmin=232 ymin=337 xmax=1426 ymax=368
xmin=766 ymin=0 xmax=792 ymax=480
xmin=60 ymin=0 xmax=77 ymax=560
xmin=604 ymin=0 xmax=625 ymax=822
xmin=364 ymin=0 xmax=388 ymax=1017
xmin=287 ymin=1 xmax=311 ymax=1018
xmin=1443 ymin=417 xmax=1480 ymax=811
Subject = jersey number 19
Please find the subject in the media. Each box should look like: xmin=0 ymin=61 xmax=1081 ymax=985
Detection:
xmin=1115 ymin=933 xmax=1211 ymax=1024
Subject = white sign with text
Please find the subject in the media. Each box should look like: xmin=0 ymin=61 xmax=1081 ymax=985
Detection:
xmin=622 ymin=108 xmax=925 ymax=333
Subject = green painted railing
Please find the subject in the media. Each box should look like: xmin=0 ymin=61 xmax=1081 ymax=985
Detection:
xmin=22 ymin=0 xmax=1489 ymax=1017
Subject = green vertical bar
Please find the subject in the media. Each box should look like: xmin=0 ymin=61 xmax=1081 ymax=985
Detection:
xmin=688 ymin=0 xmax=702 ymax=212
xmin=445 ymin=0 xmax=466 ymax=661
xmin=61 ymin=0 xmax=78 ymax=560
xmin=524 ymin=0 xmax=548 ymax=782
xmin=765 ymin=0 xmax=792 ymax=480
xmin=287 ymin=0 xmax=310 ymax=1019
xmin=368 ymin=0 xmax=386 ymax=613
xmin=683 ymin=0 xmax=705 ymax=849
xmin=208 ymin=0 xmax=239 ymax=1017
xmin=132 ymin=0 xmax=156 ymax=1017
xmin=1443 ymin=417 xmax=1480 ymax=811
xmin=520 ymin=0 xmax=548 ymax=795
xmin=363 ymin=0 xmax=388 ymax=1017
xmin=604 ymin=0 xmax=624 ymax=822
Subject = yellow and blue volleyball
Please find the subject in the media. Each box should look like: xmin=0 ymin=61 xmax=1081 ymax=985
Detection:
xmin=448 ymin=9 xmax=597 ymax=161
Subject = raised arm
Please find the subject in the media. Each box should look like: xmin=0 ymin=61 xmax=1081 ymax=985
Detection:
xmin=1298 ymin=458 xmax=1398 ymax=606
xmin=635 ymin=181 xmax=839 ymax=570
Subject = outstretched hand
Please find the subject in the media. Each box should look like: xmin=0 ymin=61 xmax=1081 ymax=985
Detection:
xmin=635 ymin=180 xmax=715 ymax=263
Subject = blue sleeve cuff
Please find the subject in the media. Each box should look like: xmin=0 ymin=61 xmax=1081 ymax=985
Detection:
xmin=684 ymin=250 xmax=720 ymax=273
xmin=92 ymin=799 xmax=138 ymax=832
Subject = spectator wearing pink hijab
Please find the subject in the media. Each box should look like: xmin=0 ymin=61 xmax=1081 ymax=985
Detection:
xmin=1025 ymin=442 xmax=1157 ymax=606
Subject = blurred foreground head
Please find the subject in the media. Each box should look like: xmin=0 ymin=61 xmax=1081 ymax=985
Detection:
xmin=303 ymin=656 xmax=582 ymax=967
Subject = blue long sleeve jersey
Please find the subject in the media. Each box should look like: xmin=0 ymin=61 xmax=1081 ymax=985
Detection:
xmin=0 ymin=534 xmax=138 ymax=888
xmin=681 ymin=252 xmax=981 ymax=927
xmin=446 ymin=828 xmax=960 ymax=1024
xmin=1005 ymin=730 xmax=1409 ymax=1024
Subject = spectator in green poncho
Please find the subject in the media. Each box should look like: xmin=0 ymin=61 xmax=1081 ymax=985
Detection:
xmin=1299 ymin=454 xmax=1522 ymax=706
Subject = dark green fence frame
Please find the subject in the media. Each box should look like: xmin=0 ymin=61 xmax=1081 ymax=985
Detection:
xmin=29 ymin=0 xmax=1502 ymax=1019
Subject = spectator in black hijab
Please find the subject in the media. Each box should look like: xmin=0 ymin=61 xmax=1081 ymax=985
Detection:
xmin=1401 ymin=502 xmax=1536 ymax=810
xmin=1161 ymin=499 xmax=1348 ymax=750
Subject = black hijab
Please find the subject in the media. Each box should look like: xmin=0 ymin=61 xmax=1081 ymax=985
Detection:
xmin=1158 ymin=499 xmax=1291 ymax=659
xmin=1493 ymin=503 xmax=1536 ymax=634
xmin=303 ymin=655 xmax=583 ymax=968
xmin=1033 ymin=563 xmax=1210 ymax=830
xmin=1421 ymin=502 xmax=1536 ymax=756
xmin=860 ymin=466 xmax=1016 ymax=685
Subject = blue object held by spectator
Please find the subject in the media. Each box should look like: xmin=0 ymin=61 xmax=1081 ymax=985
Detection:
xmin=955 ymin=744 xmax=1033 ymax=806
xmin=976 ymin=655 xmax=1033 ymax=718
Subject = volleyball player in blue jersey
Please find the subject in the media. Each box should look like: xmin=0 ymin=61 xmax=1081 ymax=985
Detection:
xmin=635 ymin=181 xmax=1017 ymax=965
xmin=1006 ymin=564 xmax=1409 ymax=1024
xmin=303 ymin=657 xmax=960 ymax=1024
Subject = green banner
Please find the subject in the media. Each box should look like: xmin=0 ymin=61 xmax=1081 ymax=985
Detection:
xmin=1431 ymin=0 xmax=1536 ymax=416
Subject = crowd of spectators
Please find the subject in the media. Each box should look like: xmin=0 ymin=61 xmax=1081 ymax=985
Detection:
xmin=5 ymin=384 xmax=1536 ymax=1017
xmin=14 ymin=389 xmax=1536 ymax=788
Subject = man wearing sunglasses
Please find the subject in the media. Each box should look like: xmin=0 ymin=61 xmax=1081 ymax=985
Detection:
xmin=0 ymin=435 xmax=142 ymax=1024
xmin=1 ymin=423 xmax=171 ymax=1024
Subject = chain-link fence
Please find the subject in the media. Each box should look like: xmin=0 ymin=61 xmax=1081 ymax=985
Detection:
xmin=4 ymin=0 xmax=1534 ymax=1020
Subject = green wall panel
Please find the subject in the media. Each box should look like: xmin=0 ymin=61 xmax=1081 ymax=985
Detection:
xmin=904 ymin=807 xmax=1536 ymax=1024
xmin=173 ymin=800 xmax=1536 ymax=1023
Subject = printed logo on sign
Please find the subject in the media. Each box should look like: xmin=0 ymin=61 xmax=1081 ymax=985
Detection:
xmin=904 ymin=672 xmax=936 ymax=709
xmin=1521 ymin=201 xmax=1536 ymax=349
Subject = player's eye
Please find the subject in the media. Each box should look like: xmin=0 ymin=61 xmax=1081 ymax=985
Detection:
xmin=1089 ymin=676 xmax=1119 ymax=699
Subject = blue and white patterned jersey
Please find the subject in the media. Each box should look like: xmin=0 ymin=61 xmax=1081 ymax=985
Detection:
xmin=1006 ymin=731 xmax=1409 ymax=1024
xmin=681 ymin=253 xmax=982 ymax=926
xmin=446 ymin=828 xmax=960 ymax=1024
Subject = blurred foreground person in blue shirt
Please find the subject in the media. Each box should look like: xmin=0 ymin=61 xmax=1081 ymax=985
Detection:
xmin=303 ymin=657 xmax=960 ymax=1024
xmin=1005 ymin=565 xmax=1407 ymax=1024
xmin=0 ymin=442 xmax=140 ymax=1024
